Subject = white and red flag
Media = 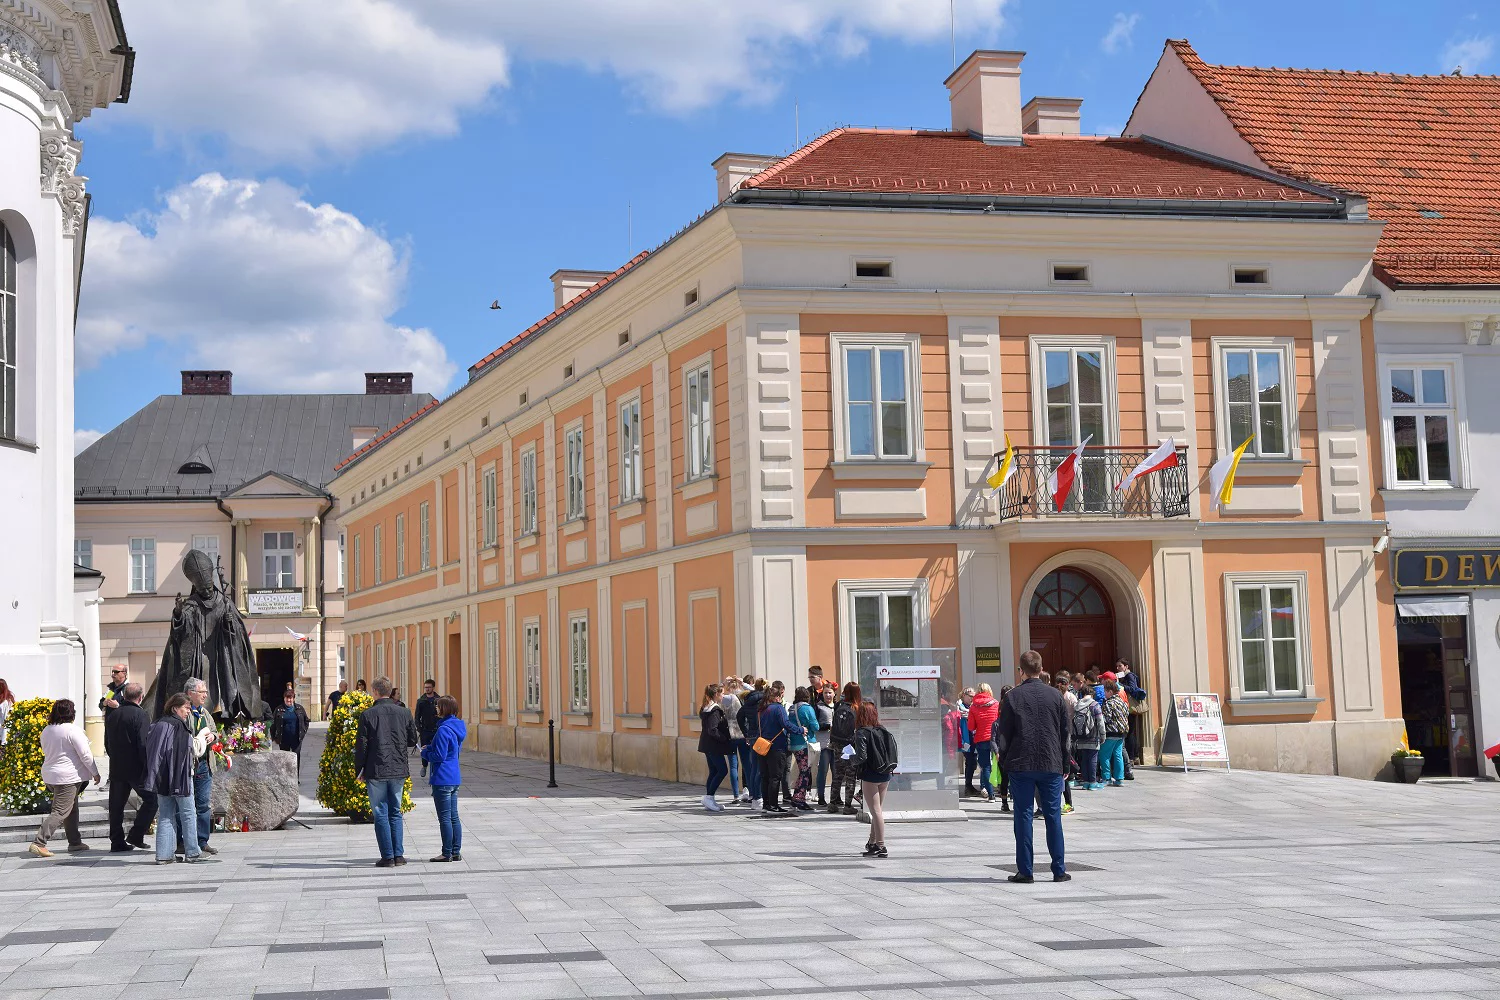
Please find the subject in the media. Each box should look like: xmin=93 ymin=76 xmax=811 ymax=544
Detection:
xmin=1047 ymin=435 xmax=1092 ymax=511
xmin=1116 ymin=437 xmax=1179 ymax=493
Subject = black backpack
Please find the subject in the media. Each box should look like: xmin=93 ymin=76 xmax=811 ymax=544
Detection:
xmin=831 ymin=701 xmax=857 ymax=744
xmin=739 ymin=691 xmax=762 ymax=738
xmin=860 ymin=726 xmax=899 ymax=775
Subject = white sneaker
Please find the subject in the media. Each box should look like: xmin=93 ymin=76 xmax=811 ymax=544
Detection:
xmin=738 ymin=790 xmax=751 ymax=803
xmin=751 ymin=798 xmax=762 ymax=810
xmin=704 ymin=796 xmax=724 ymax=812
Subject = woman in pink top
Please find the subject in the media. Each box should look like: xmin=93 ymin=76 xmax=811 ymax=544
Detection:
xmin=30 ymin=699 xmax=101 ymax=858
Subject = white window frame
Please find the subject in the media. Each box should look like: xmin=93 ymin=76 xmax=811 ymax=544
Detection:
xmin=372 ymin=524 xmax=383 ymax=585
xmin=191 ymin=534 xmax=220 ymax=572
xmin=1210 ymin=338 xmax=1301 ymax=461
xmin=1223 ymin=571 xmax=1313 ymax=700
xmin=338 ymin=645 xmax=346 ymax=683
xmin=263 ymin=531 xmax=296 ymax=588
xmin=485 ymin=624 xmax=501 ymax=710
xmin=522 ymin=618 xmax=542 ymax=711
xmin=397 ymin=637 xmax=409 ymax=678
xmin=618 ymin=394 xmax=643 ymax=502
xmin=564 ymin=423 xmax=587 ymax=521
xmin=354 ymin=644 xmax=362 ymax=678
xmin=0 ymin=223 xmax=16 ymax=441
xmin=1028 ymin=335 xmax=1120 ymax=449
xmin=519 ymin=445 xmax=538 ymax=535
xmin=422 ymin=635 xmax=433 ymax=679
xmin=1378 ymin=355 xmax=1468 ymax=490
xmin=128 ymin=537 xmax=156 ymax=594
xmin=569 ymin=612 xmax=590 ymax=712
xmin=683 ymin=354 xmax=715 ymax=481
xmin=375 ymin=642 xmax=384 ymax=674
xmin=834 ymin=578 xmax=932 ymax=677
xmin=829 ymin=332 xmax=924 ymax=463
xmin=338 ymin=532 xmax=346 ymax=591
xmin=74 ymin=538 xmax=92 ymax=570
xmin=482 ymin=466 xmax=498 ymax=547
xmin=395 ymin=513 xmax=406 ymax=579
xmin=419 ymin=502 xmax=431 ymax=570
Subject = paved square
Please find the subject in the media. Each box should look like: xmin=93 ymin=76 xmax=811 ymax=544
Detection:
xmin=1 ymin=729 xmax=1498 ymax=1000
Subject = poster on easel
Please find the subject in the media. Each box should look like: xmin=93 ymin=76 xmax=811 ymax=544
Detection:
xmin=1159 ymin=692 xmax=1230 ymax=771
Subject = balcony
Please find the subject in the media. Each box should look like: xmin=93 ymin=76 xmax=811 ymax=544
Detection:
xmin=992 ymin=445 xmax=1193 ymax=521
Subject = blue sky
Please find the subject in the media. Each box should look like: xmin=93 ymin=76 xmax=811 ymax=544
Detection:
xmin=72 ymin=0 xmax=1500 ymax=446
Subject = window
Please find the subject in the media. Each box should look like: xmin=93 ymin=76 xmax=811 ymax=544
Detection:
xmin=352 ymin=534 xmax=361 ymax=592
xmin=852 ymin=591 xmax=916 ymax=653
xmin=619 ymin=330 xmax=631 ymax=347
xmin=854 ymin=260 xmax=893 ymax=279
xmin=1233 ymin=266 xmax=1270 ymax=286
xmin=373 ymin=524 xmax=383 ymax=585
xmin=375 ymin=643 xmax=384 ymax=673
xmin=1042 ymin=346 xmax=1108 ymax=448
xmin=129 ymin=539 xmax=156 ymax=593
xmin=74 ymin=538 xmax=92 ymax=570
xmin=519 ymin=391 xmax=528 ymax=406
xmin=354 ymin=644 xmax=362 ymax=677
xmin=263 ymin=531 xmax=295 ymax=588
xmin=841 ymin=341 xmax=915 ymax=460
xmin=485 ymin=625 xmax=501 ymax=710
xmin=1218 ymin=344 xmax=1293 ymax=458
xmin=397 ymin=638 xmax=408 ymax=677
xmin=565 ymin=425 xmax=586 ymax=520
xmin=192 ymin=534 xmax=221 ymax=573
xmin=338 ymin=532 xmax=346 ymax=590
xmin=337 ymin=645 xmax=346 ymax=683
xmin=684 ymin=286 xmax=699 ymax=308
xmin=685 ymin=360 xmax=714 ymax=480
xmin=1 ymin=223 xmax=16 ymax=441
xmin=1231 ymin=579 xmax=1306 ymax=697
xmin=395 ymin=514 xmax=406 ymax=578
xmin=619 ymin=397 xmax=643 ymax=501
xmin=563 ymin=363 xmax=574 ymax=379
xmin=569 ymin=613 xmax=590 ymax=711
xmin=419 ymin=502 xmax=431 ymax=570
xmin=422 ymin=635 xmax=433 ymax=678
xmin=1389 ymin=365 xmax=1455 ymax=485
xmin=523 ymin=619 xmax=542 ymax=711
xmin=482 ymin=467 xmax=497 ymax=547
xmin=1051 ymin=262 xmax=1090 ymax=283
xmin=520 ymin=447 xmax=538 ymax=535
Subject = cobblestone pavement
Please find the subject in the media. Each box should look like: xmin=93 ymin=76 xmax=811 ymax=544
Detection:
xmin=2 ymin=726 xmax=1498 ymax=1000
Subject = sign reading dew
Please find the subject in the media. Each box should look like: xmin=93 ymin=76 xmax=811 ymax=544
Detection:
xmin=1393 ymin=548 xmax=1500 ymax=591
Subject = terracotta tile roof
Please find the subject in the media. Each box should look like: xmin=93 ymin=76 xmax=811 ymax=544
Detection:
xmin=1167 ymin=39 xmax=1500 ymax=286
xmin=739 ymin=127 xmax=1330 ymax=203
xmin=334 ymin=398 xmax=439 ymax=472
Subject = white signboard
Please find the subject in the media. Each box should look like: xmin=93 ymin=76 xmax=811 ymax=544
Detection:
xmin=1165 ymin=692 xmax=1230 ymax=768
xmin=246 ymin=590 xmax=303 ymax=616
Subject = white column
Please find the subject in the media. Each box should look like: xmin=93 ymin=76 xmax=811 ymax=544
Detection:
xmin=80 ymin=586 xmax=104 ymax=754
xmin=302 ymin=516 xmax=319 ymax=613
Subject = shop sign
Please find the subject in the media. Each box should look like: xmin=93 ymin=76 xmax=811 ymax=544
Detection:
xmin=974 ymin=645 xmax=1003 ymax=672
xmin=1160 ymin=692 xmax=1229 ymax=770
xmin=246 ymin=589 xmax=303 ymax=616
xmin=1394 ymin=548 xmax=1500 ymax=591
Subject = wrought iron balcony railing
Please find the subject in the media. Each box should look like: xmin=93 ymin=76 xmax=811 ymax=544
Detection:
xmin=992 ymin=445 xmax=1193 ymax=520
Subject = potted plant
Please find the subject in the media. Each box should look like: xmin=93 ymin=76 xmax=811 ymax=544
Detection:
xmin=1391 ymin=746 xmax=1424 ymax=783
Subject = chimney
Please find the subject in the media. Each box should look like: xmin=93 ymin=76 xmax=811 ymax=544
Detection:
xmin=181 ymin=370 xmax=232 ymax=395
xmin=1023 ymin=96 xmax=1083 ymax=135
xmin=351 ymin=426 xmax=378 ymax=451
xmin=945 ymin=50 xmax=1025 ymax=140
xmin=549 ymin=269 xmax=613 ymax=311
xmin=712 ymin=152 xmax=781 ymax=202
xmin=365 ymin=372 xmax=413 ymax=395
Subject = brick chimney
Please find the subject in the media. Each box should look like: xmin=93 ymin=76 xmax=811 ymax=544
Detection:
xmin=181 ymin=370 xmax=232 ymax=395
xmin=549 ymin=269 xmax=613 ymax=311
xmin=1023 ymin=96 xmax=1083 ymax=135
xmin=365 ymin=372 xmax=413 ymax=395
xmin=712 ymin=152 xmax=781 ymax=202
xmin=946 ymin=50 xmax=1025 ymax=140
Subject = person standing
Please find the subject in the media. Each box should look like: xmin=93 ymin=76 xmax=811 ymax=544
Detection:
xmin=827 ymin=682 xmax=861 ymax=814
xmin=327 ymin=679 xmax=349 ymax=720
xmin=719 ymin=678 xmax=746 ymax=803
xmin=807 ymin=665 xmax=829 ymax=703
xmin=421 ymin=695 xmax=465 ymax=862
xmin=966 ymin=684 xmax=1000 ymax=803
xmin=1071 ymin=677 xmax=1104 ymax=790
xmin=145 ymin=694 xmax=211 ymax=865
xmin=1100 ymin=677 xmax=1131 ymax=787
xmin=183 ymin=678 xmax=218 ymax=856
xmin=0 ymin=677 xmax=14 ymax=744
xmin=103 ymin=682 xmax=157 ymax=852
xmin=99 ymin=665 xmax=127 ymax=722
xmin=354 ymin=676 xmax=419 ymax=867
xmin=268 ymin=687 xmax=311 ymax=771
xmin=851 ymin=701 xmax=898 ymax=858
xmin=698 ymin=684 xmax=731 ymax=812
xmin=414 ymin=679 xmax=440 ymax=778
xmin=1115 ymin=659 xmax=1146 ymax=776
xmin=788 ymin=688 xmax=818 ymax=812
xmin=955 ymin=687 xmax=976 ymax=796
xmin=1051 ymin=673 xmax=1077 ymax=816
xmin=996 ymin=685 xmax=1014 ymax=811
xmin=756 ymin=685 xmax=804 ymax=816
xmin=356 ymin=679 xmax=368 ymax=694
xmin=29 ymin=700 xmax=100 ymax=858
xmin=997 ymin=650 xmax=1071 ymax=884
xmin=814 ymin=684 xmax=835 ymax=805
xmin=737 ymin=679 xmax=766 ymax=809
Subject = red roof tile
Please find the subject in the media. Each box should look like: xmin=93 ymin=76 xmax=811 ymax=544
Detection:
xmin=740 ymin=127 xmax=1329 ymax=203
xmin=1167 ymin=39 xmax=1500 ymax=286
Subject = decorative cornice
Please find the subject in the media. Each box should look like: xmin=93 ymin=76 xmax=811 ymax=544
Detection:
xmin=0 ymin=23 xmax=40 ymax=76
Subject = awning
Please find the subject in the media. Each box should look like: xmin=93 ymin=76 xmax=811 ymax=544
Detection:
xmin=1397 ymin=596 xmax=1470 ymax=618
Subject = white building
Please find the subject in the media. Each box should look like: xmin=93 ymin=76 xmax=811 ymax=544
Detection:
xmin=0 ymin=1 xmax=132 ymax=742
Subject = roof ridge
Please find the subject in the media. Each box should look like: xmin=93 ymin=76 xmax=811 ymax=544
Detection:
xmin=740 ymin=127 xmax=854 ymax=190
xmin=334 ymin=399 xmax=441 ymax=472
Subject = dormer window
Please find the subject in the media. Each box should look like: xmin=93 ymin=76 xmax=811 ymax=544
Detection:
xmin=178 ymin=445 xmax=213 ymax=475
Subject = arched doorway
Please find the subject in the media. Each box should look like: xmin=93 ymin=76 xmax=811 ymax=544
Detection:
xmin=1027 ymin=567 xmax=1116 ymax=676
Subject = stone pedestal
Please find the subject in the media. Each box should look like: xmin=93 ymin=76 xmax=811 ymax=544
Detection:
xmin=210 ymin=747 xmax=300 ymax=831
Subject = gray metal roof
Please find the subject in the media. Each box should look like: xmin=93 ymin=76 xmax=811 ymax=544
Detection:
xmin=76 ymin=392 xmax=433 ymax=500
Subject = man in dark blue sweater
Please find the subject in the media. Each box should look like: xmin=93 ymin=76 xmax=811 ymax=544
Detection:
xmin=997 ymin=649 xmax=1071 ymax=883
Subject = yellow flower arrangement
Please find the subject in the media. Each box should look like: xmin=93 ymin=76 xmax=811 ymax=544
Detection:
xmin=316 ymin=690 xmax=414 ymax=820
xmin=1 ymin=698 xmax=55 ymax=814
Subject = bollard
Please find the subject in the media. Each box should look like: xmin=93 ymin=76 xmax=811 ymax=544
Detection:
xmin=547 ymin=718 xmax=559 ymax=788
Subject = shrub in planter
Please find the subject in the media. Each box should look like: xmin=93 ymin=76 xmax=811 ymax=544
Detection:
xmin=316 ymin=690 xmax=413 ymax=820
xmin=1 ymin=698 xmax=55 ymax=815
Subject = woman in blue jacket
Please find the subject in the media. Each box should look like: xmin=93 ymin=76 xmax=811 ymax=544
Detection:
xmin=788 ymin=687 xmax=820 ymax=812
xmin=420 ymin=696 xmax=467 ymax=862
xmin=757 ymin=686 xmax=806 ymax=815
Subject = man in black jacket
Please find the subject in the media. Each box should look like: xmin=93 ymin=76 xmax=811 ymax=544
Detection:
xmin=997 ymin=650 xmax=1070 ymax=883
xmin=102 ymin=682 xmax=157 ymax=852
xmin=414 ymin=679 xmax=440 ymax=777
xmin=355 ymin=676 xmax=418 ymax=868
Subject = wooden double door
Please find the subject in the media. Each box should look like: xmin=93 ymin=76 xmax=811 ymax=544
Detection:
xmin=1027 ymin=568 xmax=1117 ymax=676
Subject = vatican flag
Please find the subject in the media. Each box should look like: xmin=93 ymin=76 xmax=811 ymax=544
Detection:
xmin=986 ymin=434 xmax=1016 ymax=491
xmin=1208 ymin=436 xmax=1254 ymax=513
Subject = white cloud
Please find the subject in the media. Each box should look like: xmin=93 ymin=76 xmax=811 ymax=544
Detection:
xmin=112 ymin=0 xmax=1007 ymax=163
xmin=74 ymin=429 xmax=104 ymax=455
xmin=1441 ymin=35 xmax=1493 ymax=74
xmin=1100 ymin=12 xmax=1140 ymax=55
xmin=77 ymin=174 xmax=457 ymax=396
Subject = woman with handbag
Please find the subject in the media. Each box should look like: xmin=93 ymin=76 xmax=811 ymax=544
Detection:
xmin=755 ymin=685 xmax=804 ymax=816
xmin=851 ymin=701 xmax=898 ymax=857
xmin=698 ymin=684 xmax=732 ymax=812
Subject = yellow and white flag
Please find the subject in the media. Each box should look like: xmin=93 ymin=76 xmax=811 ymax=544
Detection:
xmin=1208 ymin=437 xmax=1254 ymax=512
xmin=986 ymin=434 xmax=1016 ymax=491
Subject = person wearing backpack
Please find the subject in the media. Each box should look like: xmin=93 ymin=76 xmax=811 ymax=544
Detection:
xmin=851 ymin=700 xmax=897 ymax=857
xmin=966 ymin=684 xmax=1000 ymax=803
xmin=1100 ymin=677 xmax=1131 ymax=787
xmin=1071 ymin=677 xmax=1104 ymax=790
xmin=738 ymin=679 xmax=766 ymax=809
xmin=827 ymin=682 xmax=861 ymax=814
xmin=756 ymin=686 xmax=805 ymax=816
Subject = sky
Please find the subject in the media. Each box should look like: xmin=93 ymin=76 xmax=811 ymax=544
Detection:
xmin=71 ymin=0 xmax=1500 ymax=450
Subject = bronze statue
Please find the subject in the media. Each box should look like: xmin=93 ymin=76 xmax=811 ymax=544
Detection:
xmin=150 ymin=549 xmax=262 ymax=721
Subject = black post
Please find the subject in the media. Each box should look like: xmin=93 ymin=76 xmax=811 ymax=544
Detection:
xmin=547 ymin=718 xmax=558 ymax=788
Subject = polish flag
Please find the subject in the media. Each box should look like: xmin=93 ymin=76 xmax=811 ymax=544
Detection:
xmin=1116 ymin=438 xmax=1180 ymax=493
xmin=1047 ymin=435 xmax=1092 ymax=511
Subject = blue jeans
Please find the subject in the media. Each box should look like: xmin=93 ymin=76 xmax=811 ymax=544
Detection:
xmin=741 ymin=739 xmax=761 ymax=801
xmin=975 ymin=741 xmax=995 ymax=798
xmin=1010 ymin=770 xmax=1066 ymax=879
xmin=1075 ymin=747 xmax=1099 ymax=786
xmin=157 ymin=790 xmax=199 ymax=862
xmin=432 ymin=785 xmax=461 ymax=857
xmin=705 ymin=753 xmax=728 ymax=796
xmin=728 ymin=738 xmax=745 ymax=797
xmin=1101 ymin=737 xmax=1127 ymax=783
xmin=367 ymin=778 xmax=405 ymax=859
xmin=194 ymin=762 xmax=212 ymax=846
